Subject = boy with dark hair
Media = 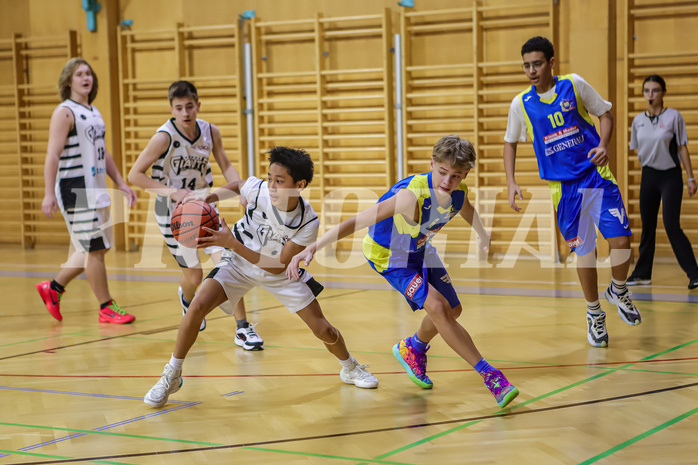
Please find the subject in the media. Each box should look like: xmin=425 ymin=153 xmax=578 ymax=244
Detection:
xmin=503 ymin=36 xmax=641 ymax=348
xmin=144 ymin=147 xmax=378 ymax=407
xmin=287 ymin=135 xmax=519 ymax=409
xmin=129 ymin=81 xmax=261 ymax=346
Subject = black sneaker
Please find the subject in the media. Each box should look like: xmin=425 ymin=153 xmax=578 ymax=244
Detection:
xmin=626 ymin=276 xmax=651 ymax=286
xmin=586 ymin=311 xmax=608 ymax=348
xmin=689 ymin=278 xmax=698 ymax=290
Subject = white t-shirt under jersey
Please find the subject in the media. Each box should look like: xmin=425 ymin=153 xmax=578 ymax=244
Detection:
xmin=504 ymin=73 xmax=612 ymax=144
xmin=232 ymin=176 xmax=319 ymax=261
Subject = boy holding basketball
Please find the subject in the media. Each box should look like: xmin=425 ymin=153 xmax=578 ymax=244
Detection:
xmin=286 ymin=135 xmax=519 ymax=408
xmin=144 ymin=146 xmax=378 ymax=407
xmin=128 ymin=81 xmax=262 ymax=347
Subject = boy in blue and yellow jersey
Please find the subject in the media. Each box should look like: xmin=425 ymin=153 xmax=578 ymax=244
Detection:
xmin=504 ymin=36 xmax=641 ymax=348
xmin=287 ymin=135 xmax=519 ymax=409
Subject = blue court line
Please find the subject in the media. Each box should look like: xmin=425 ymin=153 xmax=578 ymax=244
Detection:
xmin=0 ymin=385 xmax=199 ymax=458
xmin=0 ymin=385 xmax=191 ymax=404
xmin=221 ymin=390 xmax=244 ymax=397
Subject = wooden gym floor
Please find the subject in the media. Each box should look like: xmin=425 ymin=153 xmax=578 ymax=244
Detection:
xmin=1 ymin=245 xmax=697 ymax=464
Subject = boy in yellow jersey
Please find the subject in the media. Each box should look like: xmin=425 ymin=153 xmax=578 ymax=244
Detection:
xmin=503 ymin=37 xmax=641 ymax=348
xmin=287 ymin=135 xmax=519 ymax=408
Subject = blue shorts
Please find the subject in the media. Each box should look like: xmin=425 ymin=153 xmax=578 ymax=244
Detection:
xmin=366 ymin=244 xmax=460 ymax=311
xmin=552 ymin=166 xmax=631 ymax=256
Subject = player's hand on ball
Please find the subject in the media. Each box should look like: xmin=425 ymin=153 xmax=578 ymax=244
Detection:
xmin=172 ymin=189 xmax=192 ymax=207
xmin=197 ymin=217 xmax=233 ymax=249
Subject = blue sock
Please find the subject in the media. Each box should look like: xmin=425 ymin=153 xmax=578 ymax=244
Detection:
xmin=474 ymin=358 xmax=494 ymax=374
xmin=409 ymin=333 xmax=428 ymax=352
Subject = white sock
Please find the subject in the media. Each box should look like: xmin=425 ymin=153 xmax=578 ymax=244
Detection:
xmin=611 ymin=277 xmax=627 ymax=294
xmin=169 ymin=354 xmax=184 ymax=370
xmin=339 ymin=356 xmax=356 ymax=368
xmin=586 ymin=300 xmax=602 ymax=315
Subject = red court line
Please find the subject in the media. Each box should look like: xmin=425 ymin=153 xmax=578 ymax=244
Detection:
xmin=0 ymin=356 xmax=696 ymax=379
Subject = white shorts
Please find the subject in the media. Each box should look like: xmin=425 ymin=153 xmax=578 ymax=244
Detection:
xmin=208 ymin=253 xmax=322 ymax=314
xmin=61 ymin=206 xmax=113 ymax=253
xmin=154 ymin=195 xmax=224 ymax=268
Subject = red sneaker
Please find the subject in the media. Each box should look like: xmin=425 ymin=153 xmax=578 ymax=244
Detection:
xmin=98 ymin=301 xmax=135 ymax=324
xmin=37 ymin=281 xmax=63 ymax=321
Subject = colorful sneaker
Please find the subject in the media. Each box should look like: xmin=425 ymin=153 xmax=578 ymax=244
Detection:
xmin=340 ymin=360 xmax=379 ymax=389
xmin=587 ymin=311 xmax=609 ymax=348
xmin=482 ymin=369 xmax=519 ymax=408
xmin=235 ymin=323 xmax=264 ymax=351
xmin=626 ymin=276 xmax=651 ymax=286
xmin=98 ymin=301 xmax=136 ymax=324
xmin=144 ymin=364 xmax=183 ymax=407
xmin=37 ymin=281 xmax=63 ymax=321
xmin=392 ymin=338 xmax=433 ymax=389
xmin=179 ymin=287 xmax=205 ymax=331
xmin=605 ymin=285 xmax=642 ymax=326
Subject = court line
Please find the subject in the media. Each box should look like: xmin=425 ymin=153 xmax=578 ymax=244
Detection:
xmin=0 ymin=448 xmax=133 ymax=465
xmin=577 ymin=406 xmax=698 ymax=464
xmin=0 ymin=289 xmax=365 ymax=362
xmin=6 ymin=380 xmax=698 ymax=465
xmin=2 ymin=355 xmax=697 ymax=380
xmin=370 ymin=337 xmax=698 ymax=461
xmin=0 ymin=386 xmax=192 ymax=403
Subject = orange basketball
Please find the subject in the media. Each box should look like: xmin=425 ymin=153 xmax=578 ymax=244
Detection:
xmin=170 ymin=200 xmax=219 ymax=248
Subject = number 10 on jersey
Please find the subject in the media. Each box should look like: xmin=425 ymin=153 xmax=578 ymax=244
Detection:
xmin=547 ymin=111 xmax=564 ymax=129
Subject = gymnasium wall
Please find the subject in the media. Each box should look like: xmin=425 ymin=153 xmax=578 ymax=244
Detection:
xmin=1 ymin=0 xmax=697 ymax=266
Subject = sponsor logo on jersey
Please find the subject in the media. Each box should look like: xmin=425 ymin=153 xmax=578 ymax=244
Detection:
xmin=256 ymin=224 xmax=287 ymax=249
xmin=544 ymin=133 xmax=586 ymax=157
xmin=609 ymin=207 xmax=626 ymax=224
xmin=560 ymin=99 xmax=576 ymax=112
xmin=405 ymin=274 xmax=423 ymax=299
xmin=524 ymin=95 xmax=532 ymax=102
xmin=197 ymin=144 xmax=211 ymax=152
xmin=80 ymin=114 xmax=87 ymax=120
xmin=171 ymin=155 xmax=209 ymax=176
xmin=91 ymin=166 xmax=106 ymax=177
xmin=416 ymin=226 xmax=442 ymax=249
xmin=544 ymin=125 xmax=580 ymax=145
xmin=440 ymin=274 xmax=451 ymax=284
xmin=567 ymin=236 xmax=583 ymax=248
xmin=85 ymin=125 xmax=106 ymax=143
xmin=174 ymin=141 xmax=181 ymax=148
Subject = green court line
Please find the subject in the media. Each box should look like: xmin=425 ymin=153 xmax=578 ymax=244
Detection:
xmin=0 ymin=447 xmax=135 ymax=464
xmin=371 ymin=338 xmax=698 ymax=461
xmin=244 ymin=446 xmax=418 ymax=465
xmin=0 ymin=421 xmax=225 ymax=447
xmin=578 ymin=406 xmax=698 ymax=464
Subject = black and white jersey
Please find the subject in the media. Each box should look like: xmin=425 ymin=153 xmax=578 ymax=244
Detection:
xmin=151 ymin=118 xmax=214 ymax=192
xmin=54 ymin=99 xmax=110 ymax=210
xmin=233 ymin=176 xmax=319 ymax=259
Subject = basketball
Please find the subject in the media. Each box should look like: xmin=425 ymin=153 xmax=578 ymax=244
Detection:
xmin=170 ymin=200 xmax=219 ymax=248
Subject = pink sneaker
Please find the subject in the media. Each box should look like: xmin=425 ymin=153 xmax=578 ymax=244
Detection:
xmin=482 ymin=369 xmax=519 ymax=408
xmin=98 ymin=301 xmax=135 ymax=324
xmin=392 ymin=338 xmax=433 ymax=389
xmin=37 ymin=281 xmax=63 ymax=321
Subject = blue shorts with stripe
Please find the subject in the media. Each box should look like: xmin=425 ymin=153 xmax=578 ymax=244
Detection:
xmin=554 ymin=167 xmax=631 ymax=256
xmin=366 ymin=244 xmax=460 ymax=311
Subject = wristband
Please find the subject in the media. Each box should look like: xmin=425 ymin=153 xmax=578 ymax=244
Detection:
xmin=688 ymin=178 xmax=695 ymax=182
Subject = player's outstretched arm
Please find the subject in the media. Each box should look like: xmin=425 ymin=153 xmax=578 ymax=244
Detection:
xmin=128 ymin=132 xmax=184 ymax=200
xmin=42 ymin=107 xmax=73 ymax=218
xmin=286 ymin=189 xmax=418 ymax=280
xmin=460 ymin=197 xmax=490 ymax=252
xmin=504 ymin=141 xmax=523 ymax=212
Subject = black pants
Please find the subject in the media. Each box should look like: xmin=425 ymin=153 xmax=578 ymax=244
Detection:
xmin=632 ymin=166 xmax=698 ymax=280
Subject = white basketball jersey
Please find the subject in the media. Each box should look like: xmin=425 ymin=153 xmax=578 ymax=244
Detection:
xmin=151 ymin=118 xmax=214 ymax=191
xmin=54 ymin=99 xmax=110 ymax=209
xmin=233 ymin=176 xmax=319 ymax=259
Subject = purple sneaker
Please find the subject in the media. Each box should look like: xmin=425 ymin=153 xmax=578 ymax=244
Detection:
xmin=392 ymin=338 xmax=433 ymax=389
xmin=482 ymin=369 xmax=519 ymax=408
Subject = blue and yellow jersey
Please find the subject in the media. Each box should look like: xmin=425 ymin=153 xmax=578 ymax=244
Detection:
xmin=519 ymin=74 xmax=601 ymax=181
xmin=363 ymin=172 xmax=467 ymax=272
